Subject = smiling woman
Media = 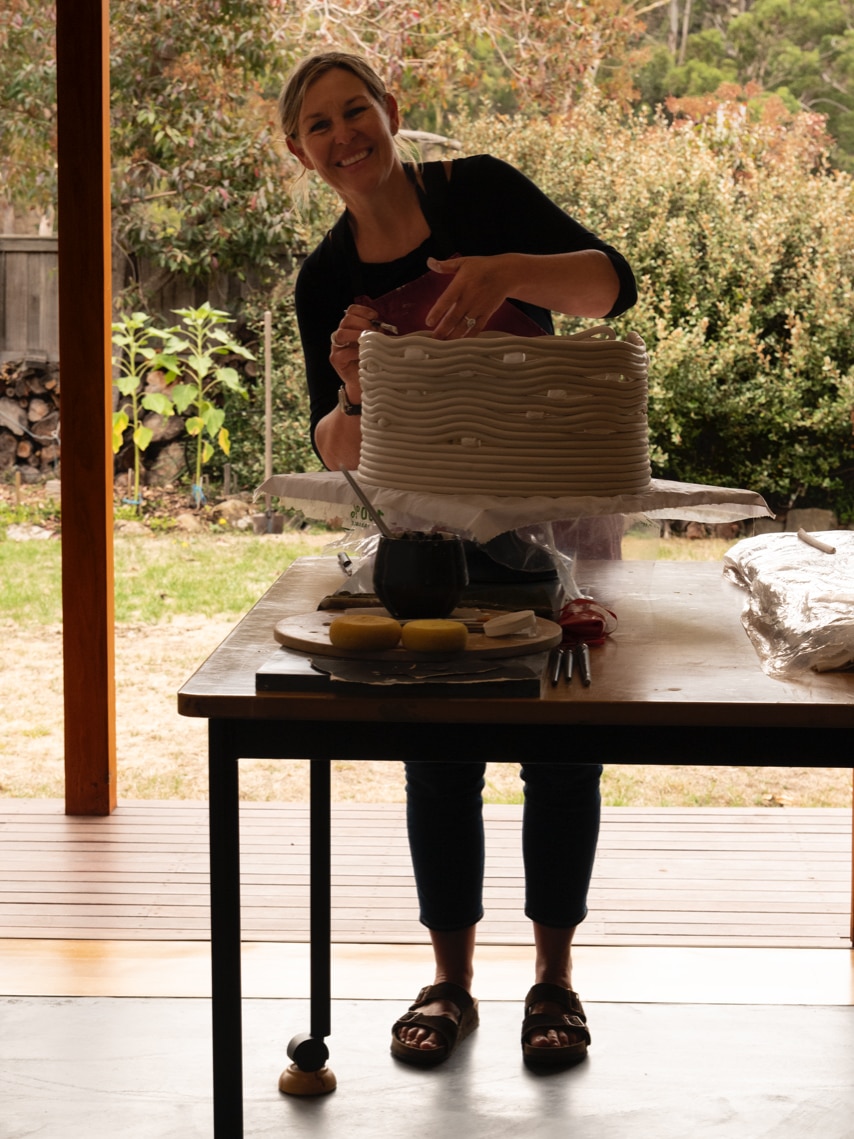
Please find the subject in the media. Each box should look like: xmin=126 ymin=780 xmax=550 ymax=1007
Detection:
xmin=279 ymin=51 xmax=404 ymax=189
xmin=276 ymin=48 xmax=640 ymax=1070
xmin=287 ymin=75 xmax=402 ymax=196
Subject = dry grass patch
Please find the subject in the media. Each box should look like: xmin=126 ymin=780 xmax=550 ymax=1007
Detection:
xmin=1 ymin=532 xmax=850 ymax=808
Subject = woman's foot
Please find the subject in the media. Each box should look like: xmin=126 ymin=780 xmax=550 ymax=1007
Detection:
xmin=391 ymin=982 xmax=479 ymax=1066
xmin=521 ymin=983 xmax=590 ymax=1066
xmin=524 ymin=1000 xmax=585 ymax=1049
xmin=394 ymin=925 xmax=477 ymax=1053
xmin=395 ymin=989 xmax=468 ymax=1051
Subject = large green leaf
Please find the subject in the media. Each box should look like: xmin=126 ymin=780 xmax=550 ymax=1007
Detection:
xmin=170 ymin=384 xmax=198 ymax=414
xmin=188 ymin=353 xmax=213 ymax=377
xmin=215 ymin=366 xmax=248 ymax=396
xmin=115 ymin=374 xmax=142 ymax=397
xmin=141 ymin=392 xmax=175 ymax=417
xmin=203 ymin=406 xmax=226 ymax=436
xmin=147 ymin=352 xmax=182 ymax=377
xmin=133 ymin=424 xmax=154 ymax=452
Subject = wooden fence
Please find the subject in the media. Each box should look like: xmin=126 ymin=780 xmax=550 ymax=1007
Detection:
xmin=0 ymin=235 xmax=274 ymax=367
xmin=0 ymin=236 xmax=59 ymax=363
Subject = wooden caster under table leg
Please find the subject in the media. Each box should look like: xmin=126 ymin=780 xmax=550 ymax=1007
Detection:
xmin=278 ymin=1063 xmax=337 ymax=1096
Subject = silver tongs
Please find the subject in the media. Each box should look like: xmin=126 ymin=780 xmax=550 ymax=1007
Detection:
xmin=550 ymin=644 xmax=591 ymax=687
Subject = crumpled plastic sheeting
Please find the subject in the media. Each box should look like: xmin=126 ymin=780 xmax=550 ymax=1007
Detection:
xmin=723 ymin=530 xmax=854 ymax=675
xmin=256 ymin=471 xmax=772 ymax=545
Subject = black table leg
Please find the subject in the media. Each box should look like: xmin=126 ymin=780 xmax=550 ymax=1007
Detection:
xmin=209 ymin=719 xmax=244 ymax=1137
xmin=281 ymin=757 xmax=337 ymax=1094
xmin=310 ymin=757 xmax=332 ymax=1045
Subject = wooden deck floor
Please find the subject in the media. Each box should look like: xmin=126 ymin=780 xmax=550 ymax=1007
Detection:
xmin=0 ymin=799 xmax=850 ymax=949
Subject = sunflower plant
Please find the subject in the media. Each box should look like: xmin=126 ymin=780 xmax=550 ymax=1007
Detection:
xmin=157 ymin=302 xmax=254 ymax=506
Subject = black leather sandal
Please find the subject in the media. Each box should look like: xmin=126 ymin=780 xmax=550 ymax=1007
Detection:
xmin=391 ymin=981 xmax=479 ymax=1067
xmin=521 ymin=982 xmax=591 ymax=1067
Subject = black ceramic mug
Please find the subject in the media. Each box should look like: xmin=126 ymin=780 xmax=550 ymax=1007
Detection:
xmin=373 ymin=532 xmax=468 ymax=619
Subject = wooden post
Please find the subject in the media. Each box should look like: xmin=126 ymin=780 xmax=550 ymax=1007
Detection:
xmin=264 ymin=309 xmax=273 ymax=517
xmin=57 ymin=0 xmax=117 ymax=815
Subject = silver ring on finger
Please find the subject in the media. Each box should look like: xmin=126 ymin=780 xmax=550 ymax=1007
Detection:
xmin=331 ymin=332 xmax=347 ymax=349
xmin=464 ymin=315 xmax=477 ymax=331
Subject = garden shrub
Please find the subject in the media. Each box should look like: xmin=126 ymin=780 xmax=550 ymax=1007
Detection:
xmin=450 ymin=99 xmax=854 ymax=518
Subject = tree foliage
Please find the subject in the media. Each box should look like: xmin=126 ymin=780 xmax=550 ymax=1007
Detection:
xmin=2 ymin=0 xmax=649 ymax=240
xmin=109 ymin=0 xmax=296 ymax=284
xmin=639 ymin=0 xmax=854 ymax=171
xmin=278 ymin=0 xmax=648 ymax=127
xmin=0 ymin=1 xmax=56 ymax=218
xmin=0 ymin=1 xmax=298 ymax=279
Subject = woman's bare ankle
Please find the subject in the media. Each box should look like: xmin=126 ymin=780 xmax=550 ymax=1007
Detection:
xmin=429 ymin=924 xmax=477 ymax=993
xmin=532 ymin=921 xmax=575 ymax=990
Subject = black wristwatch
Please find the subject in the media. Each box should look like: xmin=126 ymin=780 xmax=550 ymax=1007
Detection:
xmin=338 ymin=385 xmax=362 ymax=416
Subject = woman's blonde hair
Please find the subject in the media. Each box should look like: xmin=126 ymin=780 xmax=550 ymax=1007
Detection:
xmin=278 ymin=51 xmax=389 ymax=140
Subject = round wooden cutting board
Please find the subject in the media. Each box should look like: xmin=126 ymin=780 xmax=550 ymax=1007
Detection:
xmin=274 ymin=610 xmax=563 ymax=662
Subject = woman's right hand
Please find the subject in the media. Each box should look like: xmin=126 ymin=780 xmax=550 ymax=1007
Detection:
xmin=329 ymin=304 xmax=380 ymax=399
xmin=316 ymin=304 xmax=382 ymax=472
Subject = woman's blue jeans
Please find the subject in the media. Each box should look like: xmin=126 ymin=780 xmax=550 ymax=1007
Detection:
xmin=404 ymin=761 xmax=602 ymax=931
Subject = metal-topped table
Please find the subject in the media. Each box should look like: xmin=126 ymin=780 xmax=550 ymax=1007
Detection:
xmin=178 ymin=555 xmax=854 ymax=1137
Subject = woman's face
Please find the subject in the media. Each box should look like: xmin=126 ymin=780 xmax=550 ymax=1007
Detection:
xmin=287 ymin=67 xmax=400 ymax=200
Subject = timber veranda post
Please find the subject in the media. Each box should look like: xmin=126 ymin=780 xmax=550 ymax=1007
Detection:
xmin=56 ymin=0 xmax=117 ymax=814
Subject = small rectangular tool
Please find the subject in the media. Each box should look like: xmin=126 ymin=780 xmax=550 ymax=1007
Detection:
xmin=575 ymin=643 xmax=591 ymax=686
xmin=550 ymin=646 xmax=576 ymax=686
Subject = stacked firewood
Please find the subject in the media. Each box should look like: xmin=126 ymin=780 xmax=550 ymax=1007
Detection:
xmin=0 ymin=360 xmax=61 ymax=481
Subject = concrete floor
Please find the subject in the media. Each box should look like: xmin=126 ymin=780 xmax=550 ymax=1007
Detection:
xmin=3 ymin=993 xmax=854 ymax=1138
xmin=3 ymin=941 xmax=853 ymax=1138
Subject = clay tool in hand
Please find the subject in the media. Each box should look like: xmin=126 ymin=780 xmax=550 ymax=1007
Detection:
xmin=341 ymin=469 xmax=394 ymax=540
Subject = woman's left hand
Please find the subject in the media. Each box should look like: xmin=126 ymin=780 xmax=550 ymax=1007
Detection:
xmin=424 ymin=254 xmax=514 ymax=339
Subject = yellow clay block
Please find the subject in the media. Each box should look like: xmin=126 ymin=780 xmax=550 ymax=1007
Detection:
xmin=400 ymin=619 xmax=468 ymax=653
xmin=328 ymin=613 xmax=402 ymax=650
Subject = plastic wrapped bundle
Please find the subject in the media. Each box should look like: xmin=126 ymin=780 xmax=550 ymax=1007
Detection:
xmin=723 ymin=530 xmax=854 ymax=675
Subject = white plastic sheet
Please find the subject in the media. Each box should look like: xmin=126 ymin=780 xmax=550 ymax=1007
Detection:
xmin=257 ymin=471 xmax=772 ymax=545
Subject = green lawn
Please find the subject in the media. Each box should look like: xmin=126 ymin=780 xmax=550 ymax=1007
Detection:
xmin=0 ymin=530 xmax=740 ymax=626
xmin=0 ymin=531 xmax=340 ymax=625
